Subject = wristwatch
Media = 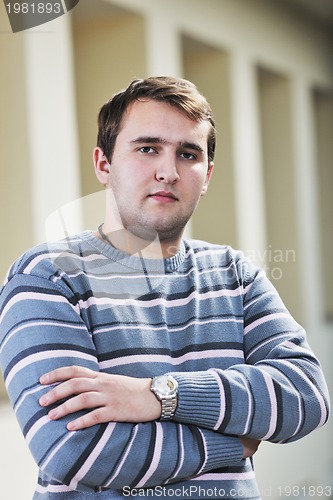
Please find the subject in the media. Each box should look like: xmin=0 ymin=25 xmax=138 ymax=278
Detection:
xmin=151 ymin=374 xmax=178 ymax=420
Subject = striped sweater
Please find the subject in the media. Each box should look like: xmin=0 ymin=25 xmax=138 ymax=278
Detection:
xmin=0 ymin=232 xmax=329 ymax=499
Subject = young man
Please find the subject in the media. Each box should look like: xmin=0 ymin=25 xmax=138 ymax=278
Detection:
xmin=0 ymin=76 xmax=329 ymax=499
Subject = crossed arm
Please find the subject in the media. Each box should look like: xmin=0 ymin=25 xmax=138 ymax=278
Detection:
xmin=39 ymin=365 xmax=259 ymax=458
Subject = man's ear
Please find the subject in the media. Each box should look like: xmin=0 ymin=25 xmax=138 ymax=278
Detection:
xmin=93 ymin=147 xmax=110 ymax=186
xmin=200 ymin=162 xmax=214 ymax=197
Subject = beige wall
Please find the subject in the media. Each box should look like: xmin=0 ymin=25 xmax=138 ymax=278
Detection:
xmin=258 ymin=68 xmax=302 ymax=321
xmin=183 ymin=37 xmax=238 ymax=249
xmin=313 ymin=91 xmax=333 ymax=321
xmin=0 ymin=3 xmax=34 ymax=399
xmin=0 ymin=4 xmax=34 ymax=280
xmin=72 ymin=8 xmax=147 ymax=203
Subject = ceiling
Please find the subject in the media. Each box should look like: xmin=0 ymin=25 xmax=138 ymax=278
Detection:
xmin=73 ymin=0 xmax=333 ymax=32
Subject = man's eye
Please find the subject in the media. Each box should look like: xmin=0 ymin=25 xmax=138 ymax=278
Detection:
xmin=180 ymin=152 xmax=196 ymax=160
xmin=138 ymin=146 xmax=156 ymax=154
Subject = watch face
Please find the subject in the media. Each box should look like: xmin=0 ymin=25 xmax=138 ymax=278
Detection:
xmin=154 ymin=375 xmax=176 ymax=396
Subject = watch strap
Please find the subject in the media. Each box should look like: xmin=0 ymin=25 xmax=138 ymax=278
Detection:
xmin=160 ymin=393 xmax=177 ymax=420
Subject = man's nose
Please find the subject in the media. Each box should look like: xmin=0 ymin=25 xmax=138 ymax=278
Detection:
xmin=155 ymin=155 xmax=180 ymax=183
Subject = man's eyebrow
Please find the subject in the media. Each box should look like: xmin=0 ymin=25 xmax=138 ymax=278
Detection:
xmin=131 ymin=136 xmax=205 ymax=153
xmin=180 ymin=142 xmax=205 ymax=154
xmin=130 ymin=136 xmax=168 ymax=145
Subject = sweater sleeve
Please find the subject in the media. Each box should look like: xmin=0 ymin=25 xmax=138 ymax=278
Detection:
xmin=0 ymin=272 xmax=243 ymax=492
xmin=171 ymin=256 xmax=330 ymax=443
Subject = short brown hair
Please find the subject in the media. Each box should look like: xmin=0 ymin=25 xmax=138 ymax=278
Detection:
xmin=97 ymin=76 xmax=216 ymax=164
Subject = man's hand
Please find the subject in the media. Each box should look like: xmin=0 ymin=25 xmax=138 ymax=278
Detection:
xmin=241 ymin=436 xmax=261 ymax=458
xmin=39 ymin=366 xmax=161 ymax=431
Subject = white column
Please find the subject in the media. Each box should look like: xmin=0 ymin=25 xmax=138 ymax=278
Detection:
xmin=24 ymin=14 xmax=82 ymax=245
xmin=230 ymin=51 xmax=267 ymax=261
xmin=291 ymin=78 xmax=322 ymax=328
xmin=145 ymin=6 xmax=182 ymax=77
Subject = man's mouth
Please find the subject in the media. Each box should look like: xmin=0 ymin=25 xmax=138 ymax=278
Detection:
xmin=149 ymin=191 xmax=178 ymax=203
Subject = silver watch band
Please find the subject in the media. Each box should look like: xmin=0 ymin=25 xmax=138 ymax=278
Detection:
xmin=160 ymin=394 xmax=177 ymax=420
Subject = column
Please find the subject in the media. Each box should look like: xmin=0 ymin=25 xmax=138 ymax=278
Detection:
xmin=145 ymin=6 xmax=182 ymax=77
xmin=24 ymin=13 xmax=82 ymax=245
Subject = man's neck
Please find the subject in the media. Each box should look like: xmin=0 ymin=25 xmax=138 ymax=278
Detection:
xmin=95 ymin=224 xmax=182 ymax=259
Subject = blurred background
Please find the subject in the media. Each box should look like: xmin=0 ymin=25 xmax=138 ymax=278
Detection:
xmin=0 ymin=0 xmax=332 ymax=498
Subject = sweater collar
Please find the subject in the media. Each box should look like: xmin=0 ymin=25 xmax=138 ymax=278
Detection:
xmin=81 ymin=231 xmax=186 ymax=274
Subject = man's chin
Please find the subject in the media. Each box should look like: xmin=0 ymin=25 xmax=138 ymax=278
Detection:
xmin=126 ymin=225 xmax=159 ymax=244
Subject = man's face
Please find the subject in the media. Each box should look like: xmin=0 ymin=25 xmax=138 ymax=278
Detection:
xmin=99 ymin=99 xmax=213 ymax=247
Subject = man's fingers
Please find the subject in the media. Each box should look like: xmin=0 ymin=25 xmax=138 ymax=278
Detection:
xmin=47 ymin=392 xmax=103 ymax=420
xmin=40 ymin=366 xmax=96 ymax=385
xmin=67 ymin=408 xmax=108 ymax=431
xmin=39 ymin=377 xmax=96 ymax=406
